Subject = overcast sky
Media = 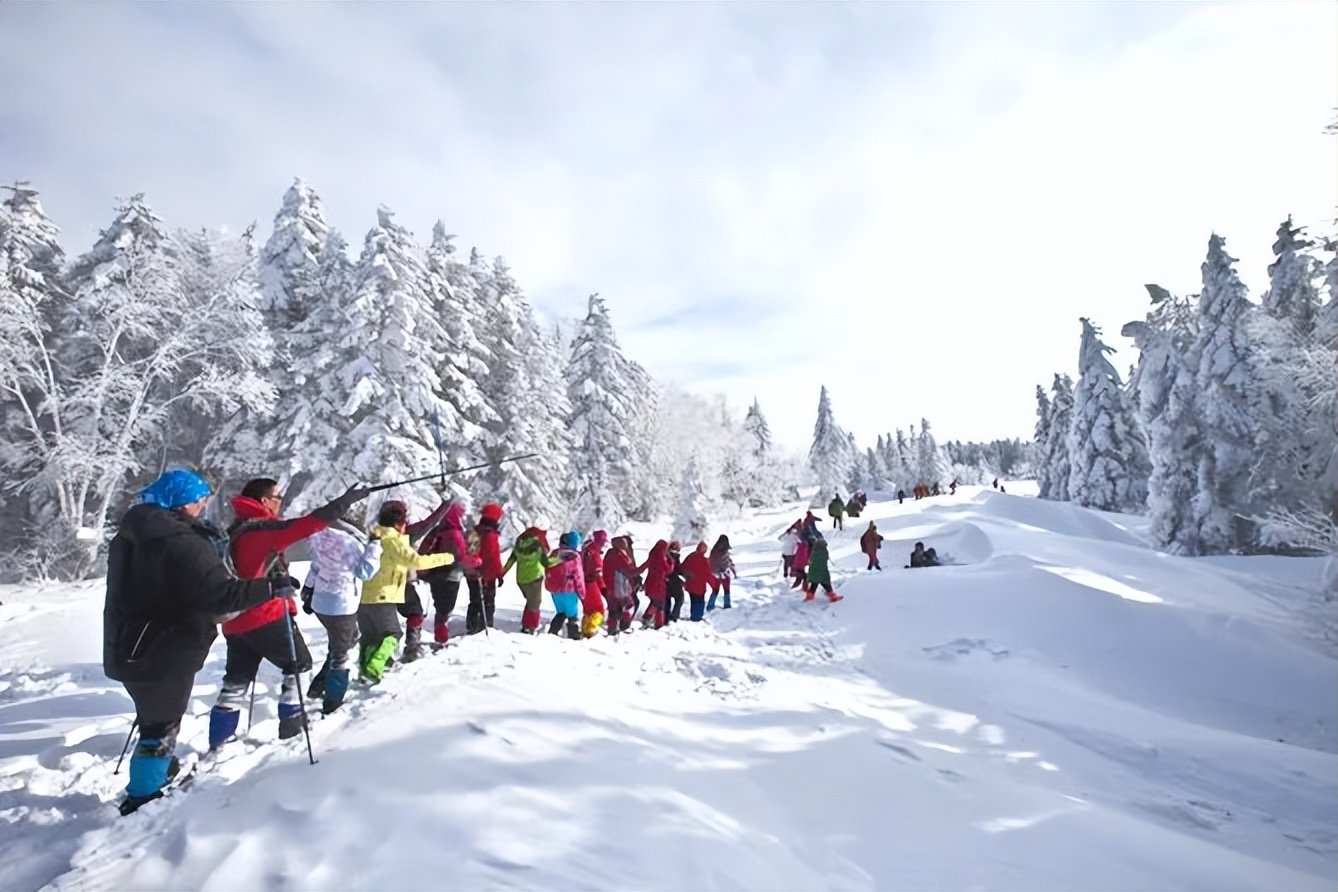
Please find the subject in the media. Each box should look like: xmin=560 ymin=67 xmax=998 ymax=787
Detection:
xmin=2 ymin=2 xmax=1334 ymax=451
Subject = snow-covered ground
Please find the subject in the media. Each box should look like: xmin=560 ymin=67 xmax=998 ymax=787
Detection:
xmin=1 ymin=485 xmax=1334 ymax=891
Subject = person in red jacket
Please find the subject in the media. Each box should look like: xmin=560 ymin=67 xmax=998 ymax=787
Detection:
xmin=465 ymin=502 xmax=505 ymax=634
xmin=639 ymin=539 xmax=673 ymax=630
xmin=680 ymin=541 xmax=716 ymax=621
xmin=580 ymin=530 xmax=608 ymax=637
xmin=416 ymin=501 xmax=477 ymax=648
xmin=209 ymin=478 xmax=370 ymax=749
xmin=601 ymin=535 xmax=640 ymax=635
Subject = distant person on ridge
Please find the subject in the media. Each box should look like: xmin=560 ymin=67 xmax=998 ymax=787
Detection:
xmin=828 ymin=494 xmax=846 ymax=530
xmin=860 ymin=521 xmax=883 ymax=570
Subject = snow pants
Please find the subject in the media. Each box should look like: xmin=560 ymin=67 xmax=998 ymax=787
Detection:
xmin=314 ymin=613 xmax=359 ymax=672
xmin=220 ymin=617 xmax=313 ymax=689
xmin=665 ymin=588 xmax=684 ymax=622
xmin=551 ymin=591 xmax=580 ymax=619
xmin=688 ymin=594 xmax=706 ymax=621
xmin=426 ymin=569 xmax=462 ymax=642
xmin=707 ymin=576 xmax=731 ymax=610
xmin=124 ymin=675 xmax=194 ymax=752
xmin=603 ymin=590 xmax=634 ymax=635
xmin=518 ymin=579 xmax=544 ymax=632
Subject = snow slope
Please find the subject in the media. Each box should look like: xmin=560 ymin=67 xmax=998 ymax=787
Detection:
xmin=1 ymin=486 xmax=1333 ymax=891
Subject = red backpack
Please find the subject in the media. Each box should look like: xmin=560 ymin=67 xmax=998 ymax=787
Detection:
xmin=544 ymin=558 xmax=570 ymax=593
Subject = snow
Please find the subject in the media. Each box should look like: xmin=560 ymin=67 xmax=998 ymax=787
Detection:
xmin=1 ymin=486 xmax=1334 ymax=891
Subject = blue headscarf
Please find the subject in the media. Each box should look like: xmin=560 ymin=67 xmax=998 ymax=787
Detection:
xmin=140 ymin=469 xmax=212 ymax=510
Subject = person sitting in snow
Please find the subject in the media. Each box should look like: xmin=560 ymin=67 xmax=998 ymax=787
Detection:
xmin=502 ymin=526 xmax=558 ymax=634
xmin=803 ymin=537 xmax=842 ymax=603
xmin=908 ymin=541 xmax=942 ymax=568
xmin=209 ymin=477 xmax=372 ymax=751
xmin=708 ymin=534 xmax=736 ymax=610
xmin=860 ymin=521 xmax=883 ymax=570
xmin=304 ymin=513 xmax=381 ymax=715
xmin=357 ymin=501 xmax=455 ymax=683
xmin=545 ymin=531 xmax=586 ymax=639
xmin=828 ymin=494 xmax=846 ymax=530
xmin=104 ymin=469 xmax=285 ymax=815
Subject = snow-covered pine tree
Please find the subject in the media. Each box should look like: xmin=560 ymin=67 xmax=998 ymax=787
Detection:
xmin=743 ymin=398 xmax=772 ymax=454
xmin=566 ymin=293 xmax=642 ymax=528
xmin=915 ymin=419 xmax=944 ymax=489
xmin=846 ymin=432 xmax=869 ymax=492
xmin=427 ymin=228 xmax=494 ymax=474
xmin=1123 ymin=284 xmax=1202 ymax=551
xmin=1033 ymin=385 xmax=1053 ymax=497
xmin=866 ymin=446 xmax=886 ymax=490
xmin=1039 ymin=374 xmax=1075 ymax=501
xmin=0 ymin=183 xmax=71 ymax=577
xmin=672 ymin=453 xmax=711 ymax=544
xmin=1189 ymin=234 xmax=1269 ymax=552
xmin=808 ymin=386 xmax=852 ymax=503
xmin=329 ymin=208 xmax=461 ymax=515
xmin=1066 ymin=318 xmax=1150 ymax=511
xmin=258 ymin=178 xmax=331 ymax=323
xmin=892 ymin=428 xmax=912 ymax=491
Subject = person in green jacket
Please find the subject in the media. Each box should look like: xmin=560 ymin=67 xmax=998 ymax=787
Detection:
xmin=827 ymin=494 xmax=846 ymax=531
xmin=803 ymin=537 xmax=843 ymax=603
xmin=502 ymin=527 xmax=560 ymax=633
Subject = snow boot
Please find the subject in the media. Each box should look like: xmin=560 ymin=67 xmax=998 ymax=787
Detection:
xmin=433 ymin=618 xmax=450 ymax=646
xmin=322 ymin=668 xmax=350 ymax=715
xmin=307 ymin=663 xmax=329 ymax=700
xmin=826 ymin=591 xmax=844 ymax=603
xmin=402 ymin=618 xmax=423 ymax=663
xmin=723 ymin=592 xmax=732 ymax=609
xmin=208 ymin=706 xmax=240 ymax=750
xmin=465 ymin=602 xmax=485 ymax=635
xmin=706 ymin=593 xmax=717 ymax=611
xmin=521 ymin=606 xmax=541 ymax=634
xmin=566 ymin=617 xmax=581 ymax=640
xmin=548 ymin=614 xmax=567 ymax=635
xmin=277 ymin=676 xmax=304 ymax=740
xmin=361 ymin=635 xmax=397 ymax=684
xmin=121 ymin=737 xmax=174 ymax=814
xmin=803 ymin=589 xmax=816 ymax=602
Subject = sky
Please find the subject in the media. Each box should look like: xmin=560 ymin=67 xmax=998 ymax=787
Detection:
xmin=1 ymin=1 xmax=1334 ymax=451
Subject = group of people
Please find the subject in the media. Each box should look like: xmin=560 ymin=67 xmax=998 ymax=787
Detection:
xmin=825 ymin=491 xmax=868 ymax=529
xmin=776 ymin=512 xmax=844 ymax=602
xmin=102 ymin=467 xmax=745 ymax=815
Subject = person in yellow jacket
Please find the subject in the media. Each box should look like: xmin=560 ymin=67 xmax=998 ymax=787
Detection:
xmin=357 ymin=501 xmax=454 ymax=682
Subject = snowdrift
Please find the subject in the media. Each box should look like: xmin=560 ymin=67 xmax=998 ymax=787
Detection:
xmin=1 ymin=485 xmax=1333 ymax=891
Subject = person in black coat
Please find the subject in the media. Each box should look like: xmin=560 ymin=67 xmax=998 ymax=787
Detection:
xmin=104 ymin=469 xmax=290 ymax=814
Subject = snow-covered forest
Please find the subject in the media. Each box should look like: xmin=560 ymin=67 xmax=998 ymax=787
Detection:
xmin=1030 ymin=223 xmax=1338 ymax=558
xmin=1 ymin=180 xmax=1017 ymax=582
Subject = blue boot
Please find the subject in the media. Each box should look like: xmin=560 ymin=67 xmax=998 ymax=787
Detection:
xmin=120 ymin=738 xmax=174 ymax=814
xmin=706 ymin=593 xmax=717 ymax=611
xmin=208 ymin=706 xmax=240 ymax=750
xmin=322 ymin=668 xmax=350 ymax=715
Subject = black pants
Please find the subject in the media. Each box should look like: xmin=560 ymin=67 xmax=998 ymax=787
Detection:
xmin=665 ymin=589 xmax=684 ymax=622
xmin=221 ymin=617 xmax=313 ymax=689
xmin=124 ymin=675 xmax=195 ymax=744
xmin=466 ymin=578 xmax=496 ymax=634
xmin=315 ymin=613 xmax=360 ymax=671
xmin=397 ymin=581 xmax=425 ymax=619
xmin=426 ymin=571 xmax=462 ymax=620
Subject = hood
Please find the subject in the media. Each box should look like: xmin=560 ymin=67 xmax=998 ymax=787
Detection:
xmin=591 ymin=529 xmax=608 ymax=546
xmin=116 ymin=502 xmax=197 ymax=544
xmin=520 ymin=526 xmax=550 ymax=550
xmin=445 ymin=502 xmax=466 ymax=528
xmin=649 ymin=540 xmax=669 ymax=559
xmin=480 ymin=502 xmax=503 ymax=523
xmin=231 ymin=494 xmax=277 ymax=522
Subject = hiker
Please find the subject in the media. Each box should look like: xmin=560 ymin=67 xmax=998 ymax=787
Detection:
xmin=707 ymin=534 xmax=735 ymax=610
xmin=897 ymin=488 xmax=906 ymax=505
xmin=545 ymin=531 xmax=585 ymax=639
xmin=778 ymin=522 xmax=800 ymax=577
xmin=104 ymin=469 xmax=286 ymax=815
xmin=804 ymin=537 xmax=842 ymax=603
xmin=208 ymin=478 xmax=372 ymax=750
xmin=828 ymin=493 xmax=845 ymax=530
xmin=465 ymin=502 xmax=505 ymax=635
xmin=502 ymin=526 xmax=557 ymax=633
xmin=791 ymin=534 xmax=812 ymax=591
xmin=417 ymin=502 xmax=478 ymax=647
xmin=845 ymin=495 xmax=861 ymax=519
xmin=949 ymin=479 xmax=958 ymax=496
xmin=357 ymin=500 xmax=455 ymax=683
xmin=860 ymin=521 xmax=883 ymax=570
xmin=304 ymin=515 xmax=381 ymax=715
xmin=664 ymin=541 xmax=686 ymax=623
xmin=398 ymin=499 xmax=453 ymax=662
xmin=640 ymin=539 xmax=673 ymax=629
xmin=601 ymin=535 xmax=640 ymax=635
xmin=581 ymin=530 xmax=609 ymax=636
xmin=681 ymin=541 xmax=715 ymax=621
xmin=856 ymin=491 xmax=868 ymax=511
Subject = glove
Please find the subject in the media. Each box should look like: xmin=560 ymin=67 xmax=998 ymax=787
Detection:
xmin=312 ymin=484 xmax=375 ymax=522
xmin=300 ymin=584 xmax=315 ymax=614
xmin=270 ymin=576 xmax=300 ymax=600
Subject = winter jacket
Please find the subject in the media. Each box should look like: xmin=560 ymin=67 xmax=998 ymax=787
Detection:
xmin=220 ymin=495 xmax=330 ymax=637
xmin=581 ymin=540 xmax=606 ymax=594
xmin=665 ymin=551 xmax=686 ymax=600
xmin=828 ymin=497 xmax=845 ymax=519
xmin=104 ymin=504 xmax=274 ymax=683
xmin=793 ymin=539 xmax=812 ymax=573
xmin=420 ymin=503 xmax=479 ymax=578
xmin=860 ymin=526 xmax=883 ymax=556
xmin=709 ymin=542 xmax=735 ymax=578
xmin=602 ymin=545 xmax=639 ymax=603
xmin=807 ymin=540 xmax=833 ymax=587
xmin=641 ymin=541 xmax=673 ymax=601
xmin=474 ymin=518 xmax=505 ymax=583
xmin=361 ymin=525 xmax=454 ymax=605
xmin=778 ymin=529 xmax=799 ymax=557
xmin=799 ymin=514 xmax=823 ymax=544
xmin=504 ymin=528 xmax=558 ymax=584
xmin=308 ymin=522 xmax=381 ymax=616
xmin=548 ymin=547 xmax=587 ymax=599
xmin=680 ymin=547 xmax=716 ymax=597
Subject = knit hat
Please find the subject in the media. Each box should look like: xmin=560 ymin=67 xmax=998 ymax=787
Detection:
xmin=559 ymin=530 xmax=582 ymax=550
xmin=480 ymin=502 xmax=503 ymax=523
xmin=591 ymin=529 xmax=608 ymax=546
xmin=140 ymin=469 xmax=211 ymax=510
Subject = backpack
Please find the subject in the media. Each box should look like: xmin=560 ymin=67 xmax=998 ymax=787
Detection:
xmin=544 ymin=559 xmax=570 ymax=593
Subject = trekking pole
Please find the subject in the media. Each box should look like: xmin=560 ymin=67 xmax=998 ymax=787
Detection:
xmin=113 ymin=718 xmax=138 ymax=775
xmin=281 ymin=610 xmax=318 ymax=766
xmin=429 ymin=410 xmax=448 ymax=490
xmin=246 ymin=679 xmax=257 ymax=733
xmin=364 ymin=454 xmax=539 ymax=493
